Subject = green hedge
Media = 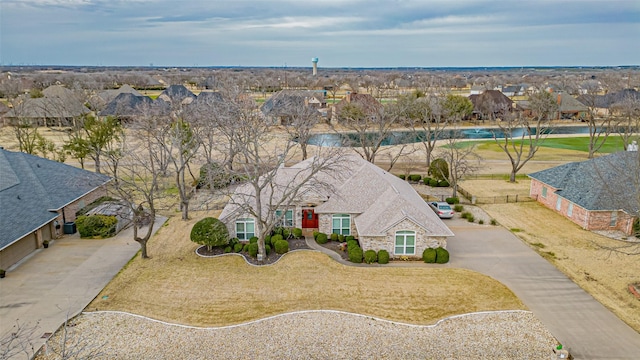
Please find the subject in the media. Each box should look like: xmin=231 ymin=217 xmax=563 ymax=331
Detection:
xmin=190 ymin=217 xmax=229 ymax=250
xmin=248 ymin=243 xmax=259 ymax=258
xmin=274 ymin=239 xmax=289 ymax=254
xmin=330 ymin=233 xmax=339 ymax=241
xmin=316 ymin=233 xmax=328 ymax=244
xmin=363 ymin=250 xmax=377 ymax=264
xmin=377 ymin=250 xmax=390 ymax=264
xmin=76 ymin=214 xmax=117 ymax=238
xmin=271 ymin=234 xmax=283 ymax=243
xmin=234 ymin=243 xmax=244 ymax=253
xmin=438 ymin=180 xmax=450 ymax=187
xmin=436 ymin=247 xmax=450 ymax=264
xmin=428 ymin=179 xmax=439 ymax=187
xmin=249 ymin=236 xmax=258 ymax=244
xmin=398 ymin=174 xmax=406 ymax=180
xmin=292 ymin=228 xmax=303 ymax=238
xmin=348 ymin=246 xmax=363 ymax=263
xmin=423 ymin=248 xmax=437 ymax=263
xmin=408 ymin=174 xmax=422 ymax=182
xmin=423 ymin=177 xmax=432 ymax=185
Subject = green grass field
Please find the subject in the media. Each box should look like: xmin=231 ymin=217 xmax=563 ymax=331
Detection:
xmin=460 ymin=136 xmax=633 ymax=154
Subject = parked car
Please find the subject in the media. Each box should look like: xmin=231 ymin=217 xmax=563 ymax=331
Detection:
xmin=428 ymin=201 xmax=455 ymax=219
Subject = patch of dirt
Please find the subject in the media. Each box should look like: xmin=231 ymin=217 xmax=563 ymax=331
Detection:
xmin=196 ymin=238 xmax=311 ymax=265
xmin=318 ymin=241 xmax=349 ymax=261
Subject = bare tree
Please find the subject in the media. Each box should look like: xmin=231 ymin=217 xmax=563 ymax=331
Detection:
xmin=610 ymin=94 xmax=640 ymax=150
xmin=493 ymin=91 xmax=558 ymax=182
xmin=436 ymin=134 xmax=481 ymax=197
xmin=221 ymin=97 xmax=345 ymax=261
xmin=0 ymin=319 xmax=39 ymax=359
xmin=401 ymin=91 xmax=449 ymax=168
xmin=580 ymin=92 xmax=615 ymax=158
xmin=106 ymin=128 xmax=165 ymax=259
xmin=279 ymin=97 xmax=321 ymax=160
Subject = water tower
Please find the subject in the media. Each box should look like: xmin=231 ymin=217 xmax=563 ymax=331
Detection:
xmin=311 ymin=57 xmax=318 ymax=76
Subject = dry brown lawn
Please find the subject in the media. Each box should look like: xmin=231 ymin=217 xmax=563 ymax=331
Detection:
xmin=458 ymin=179 xmax=531 ymax=197
xmin=481 ymin=201 xmax=640 ymax=333
xmin=88 ymin=210 xmax=525 ymax=327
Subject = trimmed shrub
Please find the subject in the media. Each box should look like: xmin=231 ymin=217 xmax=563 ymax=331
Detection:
xmin=445 ymin=197 xmax=459 ymax=204
xmin=271 ymin=234 xmax=283 ymax=243
xmin=76 ymin=214 xmax=118 ymax=238
xmin=248 ymin=243 xmax=259 ymax=258
xmin=313 ymin=231 xmax=320 ymax=239
xmin=398 ymin=174 xmax=406 ymax=180
xmin=423 ymin=248 xmax=437 ymax=263
xmin=453 ymin=204 xmax=464 ymax=212
xmin=435 ymin=247 xmax=450 ymax=264
xmin=282 ymin=228 xmax=291 ymax=239
xmin=490 ymin=219 xmax=498 ymax=226
xmin=429 ymin=158 xmax=449 ymax=181
xmin=224 ymin=246 xmax=232 ymax=253
xmin=428 ymin=179 xmax=439 ymax=187
xmin=330 ymin=233 xmax=339 ymax=241
xmin=292 ymin=228 xmax=303 ymax=238
xmin=233 ymin=243 xmax=244 ymax=253
xmin=408 ymin=174 xmax=422 ymax=182
xmin=467 ymin=215 xmax=475 ymax=222
xmin=338 ymin=234 xmax=345 ymax=242
xmin=273 ymin=227 xmax=284 ymax=236
xmin=316 ymin=233 xmax=329 ymax=244
xmin=423 ymin=177 xmax=432 ymax=185
xmin=229 ymin=237 xmax=239 ymax=247
xmin=364 ymin=250 xmax=377 ymax=264
xmin=345 ymin=235 xmax=355 ymax=242
xmin=249 ymin=236 xmax=258 ymax=244
xmin=243 ymin=244 xmax=250 ymax=252
xmin=346 ymin=239 xmax=359 ymax=250
xmin=265 ymin=244 xmax=271 ymax=255
xmin=377 ymin=250 xmax=390 ymax=264
xmin=348 ymin=246 xmax=363 ymax=263
xmin=437 ymin=180 xmax=450 ymax=187
xmin=264 ymin=235 xmax=272 ymax=247
xmin=274 ymin=239 xmax=289 ymax=254
xmin=478 ymin=219 xmax=484 ymax=225
xmin=461 ymin=211 xmax=472 ymax=219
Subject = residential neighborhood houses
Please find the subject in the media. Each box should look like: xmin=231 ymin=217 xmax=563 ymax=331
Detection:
xmin=0 ymin=67 xmax=639 ymax=359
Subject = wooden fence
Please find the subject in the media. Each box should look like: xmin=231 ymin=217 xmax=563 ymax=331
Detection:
xmin=457 ymin=186 xmax=537 ymax=204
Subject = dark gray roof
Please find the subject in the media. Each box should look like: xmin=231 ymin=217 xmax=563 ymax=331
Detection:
xmin=99 ymin=93 xmax=156 ymax=117
xmin=578 ymin=89 xmax=640 ymax=109
xmin=261 ymin=89 xmax=324 ymax=117
xmin=0 ymin=149 xmax=111 ymax=250
xmin=529 ymin=151 xmax=639 ymax=213
xmin=157 ymin=85 xmax=196 ymax=104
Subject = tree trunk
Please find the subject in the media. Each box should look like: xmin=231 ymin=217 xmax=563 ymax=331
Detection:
xmin=94 ymin=151 xmax=101 ymax=174
xmin=509 ymin=170 xmax=517 ymax=183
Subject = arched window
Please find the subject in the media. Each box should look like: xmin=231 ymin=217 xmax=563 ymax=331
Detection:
xmin=395 ymin=230 xmax=415 ymax=255
xmin=236 ymin=218 xmax=255 ymax=240
xmin=332 ymin=214 xmax=351 ymax=235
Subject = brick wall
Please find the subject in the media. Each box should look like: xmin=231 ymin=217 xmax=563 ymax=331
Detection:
xmin=61 ymin=185 xmax=108 ymax=222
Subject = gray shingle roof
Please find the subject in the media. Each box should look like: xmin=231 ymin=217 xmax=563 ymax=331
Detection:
xmin=220 ymin=155 xmax=453 ymax=238
xmin=99 ymin=93 xmax=157 ymax=117
xmin=528 ymin=151 xmax=639 ymax=213
xmin=0 ymin=149 xmax=112 ymax=250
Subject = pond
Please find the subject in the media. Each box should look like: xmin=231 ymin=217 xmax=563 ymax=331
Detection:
xmin=306 ymin=126 xmax=596 ymax=147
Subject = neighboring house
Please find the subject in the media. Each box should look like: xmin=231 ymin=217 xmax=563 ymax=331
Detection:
xmin=260 ymin=89 xmax=326 ymax=125
xmin=468 ymin=90 xmax=513 ymax=120
xmin=331 ymin=92 xmax=383 ymax=124
xmin=0 ymin=149 xmax=112 ymax=270
xmin=219 ymin=156 xmax=454 ymax=259
xmin=500 ymin=85 xmax=525 ymax=97
xmin=157 ymin=85 xmax=196 ymax=106
xmin=99 ymin=92 xmax=158 ymax=120
xmin=554 ymin=91 xmax=589 ymax=120
xmin=528 ymin=150 xmax=639 ymax=236
xmin=4 ymin=85 xmax=90 ymax=126
xmin=89 ymin=85 xmax=143 ymax=111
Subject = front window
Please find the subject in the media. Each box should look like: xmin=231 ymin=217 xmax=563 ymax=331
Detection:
xmin=567 ymin=203 xmax=573 ymax=217
xmin=610 ymin=212 xmax=617 ymax=227
xmin=556 ymin=197 xmax=562 ymax=211
xmin=332 ymin=214 xmax=351 ymax=235
xmin=395 ymin=230 xmax=416 ymax=255
xmin=236 ymin=218 xmax=255 ymax=240
xmin=275 ymin=209 xmax=294 ymax=227
xmin=542 ymin=187 xmax=547 ymax=198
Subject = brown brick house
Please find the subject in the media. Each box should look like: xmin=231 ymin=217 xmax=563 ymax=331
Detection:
xmin=0 ymin=149 xmax=111 ymax=270
xmin=528 ymin=151 xmax=639 ymax=236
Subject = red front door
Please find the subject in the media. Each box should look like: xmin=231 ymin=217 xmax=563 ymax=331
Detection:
xmin=301 ymin=209 xmax=318 ymax=229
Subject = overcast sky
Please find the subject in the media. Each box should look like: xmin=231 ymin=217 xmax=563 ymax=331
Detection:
xmin=1 ymin=0 xmax=638 ymax=68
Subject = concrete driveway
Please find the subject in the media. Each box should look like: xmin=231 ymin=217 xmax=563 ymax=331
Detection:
xmin=447 ymin=220 xmax=640 ymax=360
xmin=0 ymin=216 xmax=166 ymax=359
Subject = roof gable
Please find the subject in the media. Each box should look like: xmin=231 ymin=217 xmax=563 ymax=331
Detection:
xmin=0 ymin=150 xmax=111 ymax=249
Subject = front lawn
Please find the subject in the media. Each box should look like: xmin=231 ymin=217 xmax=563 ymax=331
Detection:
xmin=88 ymin=211 xmax=525 ymax=327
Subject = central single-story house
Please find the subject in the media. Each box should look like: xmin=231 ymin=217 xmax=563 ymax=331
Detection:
xmin=528 ymin=150 xmax=639 ymax=236
xmin=0 ymin=149 xmax=112 ymax=270
xmin=219 ymin=155 xmax=454 ymax=259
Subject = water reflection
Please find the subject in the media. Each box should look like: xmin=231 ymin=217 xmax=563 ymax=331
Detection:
xmin=307 ymin=126 xmax=594 ymax=147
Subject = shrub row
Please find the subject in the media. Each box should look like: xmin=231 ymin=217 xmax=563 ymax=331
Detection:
xmin=76 ymin=214 xmax=117 ymax=238
xmin=423 ymin=177 xmax=450 ymax=187
xmin=422 ymin=247 xmax=450 ymax=264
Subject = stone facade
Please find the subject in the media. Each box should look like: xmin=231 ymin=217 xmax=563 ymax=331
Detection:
xmin=318 ymin=213 xmax=358 ymax=238
xmin=530 ymin=179 xmax=635 ymax=235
